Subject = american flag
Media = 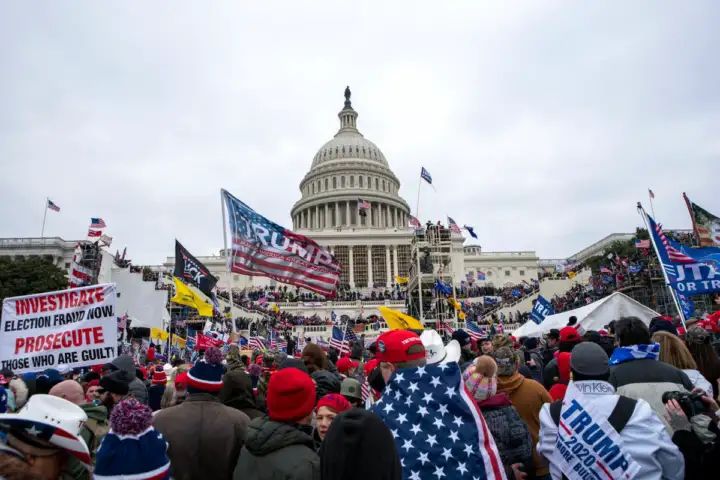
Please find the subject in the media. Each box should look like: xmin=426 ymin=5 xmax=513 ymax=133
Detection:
xmin=437 ymin=319 xmax=455 ymax=335
xmin=372 ymin=363 xmax=507 ymax=480
xmin=249 ymin=336 xmax=267 ymax=351
xmin=329 ymin=325 xmax=350 ymax=354
xmin=408 ymin=215 xmax=422 ymax=229
xmin=90 ymin=217 xmax=106 ymax=228
xmin=222 ymin=189 xmax=341 ymax=297
xmin=358 ymin=198 xmax=370 ymax=211
xmin=464 ymin=319 xmax=485 ymax=341
xmin=447 ymin=217 xmax=462 ymax=234
xmin=269 ymin=330 xmax=287 ymax=351
xmin=648 ymin=188 xmax=655 ymax=199
xmin=655 ymin=222 xmax=696 ymax=264
xmin=361 ymin=379 xmax=372 ymax=403
xmin=47 ymin=199 xmax=60 ymax=212
xmin=634 ymin=239 xmax=650 ymax=249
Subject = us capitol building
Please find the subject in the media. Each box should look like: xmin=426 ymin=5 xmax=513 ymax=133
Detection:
xmin=0 ymin=88 xmax=543 ymax=295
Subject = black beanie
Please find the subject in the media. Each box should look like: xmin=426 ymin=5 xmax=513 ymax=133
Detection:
xmin=320 ymin=409 xmax=401 ymax=480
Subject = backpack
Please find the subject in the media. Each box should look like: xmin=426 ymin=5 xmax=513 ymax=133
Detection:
xmin=549 ymin=396 xmax=637 ymax=480
xmin=83 ymin=417 xmax=110 ymax=454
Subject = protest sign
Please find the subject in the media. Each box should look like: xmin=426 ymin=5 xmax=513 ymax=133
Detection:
xmin=552 ymin=383 xmax=640 ymax=480
xmin=1 ymin=284 xmax=118 ymax=374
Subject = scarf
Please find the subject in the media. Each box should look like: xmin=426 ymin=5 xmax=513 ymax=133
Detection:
xmin=608 ymin=343 xmax=660 ymax=366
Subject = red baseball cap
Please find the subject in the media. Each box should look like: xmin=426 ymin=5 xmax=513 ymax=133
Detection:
xmin=336 ymin=357 xmax=359 ymax=375
xmin=364 ymin=358 xmax=379 ymax=377
xmin=375 ymin=330 xmax=425 ymax=364
xmin=559 ymin=326 xmax=581 ymax=343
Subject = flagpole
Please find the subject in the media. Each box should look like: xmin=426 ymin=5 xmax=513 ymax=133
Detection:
xmin=637 ymin=203 xmax=686 ymax=328
xmin=41 ymin=197 xmax=48 ymax=238
xmin=220 ymin=189 xmax=237 ymax=334
xmin=415 ymin=175 xmax=422 ymax=221
xmin=648 ymin=189 xmax=656 ymax=219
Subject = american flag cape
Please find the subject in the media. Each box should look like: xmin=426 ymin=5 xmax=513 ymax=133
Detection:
xmin=372 ymin=363 xmax=506 ymax=480
xmin=222 ymin=189 xmax=341 ymax=297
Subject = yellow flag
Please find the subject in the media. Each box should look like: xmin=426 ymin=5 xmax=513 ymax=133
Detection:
xmin=150 ymin=327 xmax=169 ymax=341
xmin=171 ymin=277 xmax=214 ymax=317
xmin=379 ymin=306 xmax=424 ymax=331
xmin=172 ymin=336 xmax=187 ymax=348
xmin=395 ymin=276 xmax=409 ymax=285
xmin=568 ymin=271 xmax=577 ymax=280
xmin=271 ymin=303 xmax=280 ymax=313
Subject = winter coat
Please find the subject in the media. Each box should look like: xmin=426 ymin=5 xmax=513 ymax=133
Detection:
xmin=671 ymin=417 xmax=720 ymax=479
xmin=477 ymin=393 xmax=533 ymax=477
xmin=542 ymin=357 xmax=559 ymax=390
xmin=609 ymin=358 xmax=693 ymax=432
xmin=110 ymin=354 xmax=148 ymax=404
xmin=233 ymin=416 xmax=320 ymax=480
xmin=497 ymin=372 xmax=552 ymax=477
xmin=148 ymin=384 xmax=165 ymax=412
xmin=538 ymin=380 xmax=684 ymax=480
xmin=62 ymin=403 xmax=109 ymax=480
xmin=220 ymin=367 xmax=264 ymax=419
xmin=154 ymin=393 xmax=250 ymax=480
xmin=682 ymin=368 xmax=713 ymax=396
xmin=311 ymin=370 xmax=341 ymax=401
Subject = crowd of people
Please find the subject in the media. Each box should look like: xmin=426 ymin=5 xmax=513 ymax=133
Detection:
xmin=2 ymin=310 xmax=720 ymax=479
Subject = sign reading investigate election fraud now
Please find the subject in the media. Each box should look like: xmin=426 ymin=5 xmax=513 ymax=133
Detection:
xmin=1 ymin=284 xmax=118 ymax=374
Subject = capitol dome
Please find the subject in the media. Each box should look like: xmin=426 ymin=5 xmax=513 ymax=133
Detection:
xmin=291 ymin=87 xmax=411 ymax=232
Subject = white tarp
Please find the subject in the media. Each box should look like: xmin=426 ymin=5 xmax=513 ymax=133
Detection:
xmin=513 ymin=292 xmax=661 ymax=338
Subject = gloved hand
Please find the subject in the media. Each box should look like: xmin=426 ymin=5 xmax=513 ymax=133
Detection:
xmin=664 ymin=399 xmax=691 ymax=432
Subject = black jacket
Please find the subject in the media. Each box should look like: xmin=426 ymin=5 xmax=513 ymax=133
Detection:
xmin=671 ymin=419 xmax=720 ymax=479
xmin=234 ymin=417 xmax=320 ymax=480
xmin=220 ymin=368 xmax=264 ymax=419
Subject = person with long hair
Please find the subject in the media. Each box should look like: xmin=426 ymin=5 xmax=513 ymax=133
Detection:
xmin=685 ymin=326 xmax=720 ymax=398
xmin=652 ymin=331 xmax=713 ymax=395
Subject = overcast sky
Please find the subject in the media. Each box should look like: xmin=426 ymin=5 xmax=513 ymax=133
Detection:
xmin=1 ymin=1 xmax=718 ymax=264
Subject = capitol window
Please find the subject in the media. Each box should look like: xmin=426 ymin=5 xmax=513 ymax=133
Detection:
xmin=520 ymin=270 xmax=525 ymax=276
xmin=350 ymin=176 xmax=354 ymax=187
xmin=325 ymin=178 xmax=329 ymax=190
xmin=341 ymin=176 xmax=345 ymax=187
xmin=375 ymin=178 xmax=379 ymax=190
xmin=333 ymin=177 xmax=337 ymax=189
xmin=359 ymin=176 xmax=364 ymax=187
xmin=505 ymin=270 xmax=511 ymax=277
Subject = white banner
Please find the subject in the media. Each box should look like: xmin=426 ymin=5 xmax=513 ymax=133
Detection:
xmin=1 ymin=284 xmax=118 ymax=374
xmin=552 ymin=382 xmax=641 ymax=480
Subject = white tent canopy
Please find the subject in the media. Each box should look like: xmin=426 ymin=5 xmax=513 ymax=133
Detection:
xmin=513 ymin=292 xmax=661 ymax=338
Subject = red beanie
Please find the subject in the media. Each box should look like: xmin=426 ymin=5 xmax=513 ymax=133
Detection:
xmin=557 ymin=352 xmax=571 ymax=383
xmin=267 ymin=368 xmax=316 ymax=423
xmin=315 ymin=393 xmax=352 ymax=414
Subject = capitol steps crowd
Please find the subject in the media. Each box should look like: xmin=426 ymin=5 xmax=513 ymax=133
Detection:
xmin=1 ymin=313 xmax=720 ymax=479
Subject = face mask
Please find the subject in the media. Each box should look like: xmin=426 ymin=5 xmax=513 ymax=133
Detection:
xmin=368 ymin=367 xmax=386 ymax=392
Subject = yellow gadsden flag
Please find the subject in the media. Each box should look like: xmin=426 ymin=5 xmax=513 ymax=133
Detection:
xmin=379 ymin=306 xmax=424 ymax=331
xmin=171 ymin=277 xmax=214 ymax=317
xmin=150 ymin=327 xmax=169 ymax=341
xmin=394 ymin=276 xmax=409 ymax=285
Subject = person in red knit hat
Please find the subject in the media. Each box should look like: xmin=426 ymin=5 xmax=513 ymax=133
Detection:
xmin=233 ymin=367 xmax=320 ymax=480
xmin=548 ymin=352 xmax=571 ymax=401
xmin=313 ymin=393 xmax=352 ymax=447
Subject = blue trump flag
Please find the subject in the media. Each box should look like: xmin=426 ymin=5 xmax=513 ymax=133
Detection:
xmin=678 ymin=293 xmax=695 ymax=319
xmin=530 ymin=295 xmax=555 ymax=324
xmin=372 ymin=363 xmax=507 ymax=480
xmin=420 ymin=167 xmax=432 ymax=184
xmin=646 ymin=211 xmax=720 ymax=295
xmin=434 ymin=279 xmax=453 ymax=296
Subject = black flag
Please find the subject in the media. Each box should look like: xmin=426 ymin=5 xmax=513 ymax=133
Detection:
xmin=174 ymin=240 xmax=218 ymax=297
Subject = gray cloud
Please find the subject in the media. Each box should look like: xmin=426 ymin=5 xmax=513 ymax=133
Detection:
xmin=1 ymin=1 xmax=718 ymax=263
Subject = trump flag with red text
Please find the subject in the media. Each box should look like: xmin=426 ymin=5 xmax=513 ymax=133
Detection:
xmin=1 ymin=284 xmax=118 ymax=374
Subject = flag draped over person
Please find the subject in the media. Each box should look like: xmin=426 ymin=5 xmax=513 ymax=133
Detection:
xmin=174 ymin=240 xmax=218 ymax=297
xmin=372 ymin=363 xmax=507 ymax=480
xmin=222 ymin=189 xmax=341 ymax=297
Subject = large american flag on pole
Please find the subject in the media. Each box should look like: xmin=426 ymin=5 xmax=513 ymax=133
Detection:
xmin=372 ymin=363 xmax=506 ymax=480
xmin=222 ymin=189 xmax=341 ymax=297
